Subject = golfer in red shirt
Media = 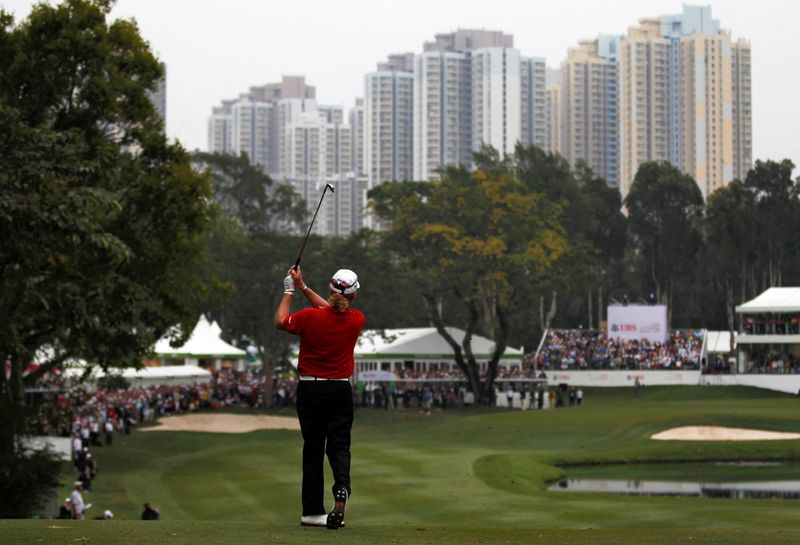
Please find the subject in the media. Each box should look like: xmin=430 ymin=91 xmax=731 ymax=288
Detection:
xmin=274 ymin=266 xmax=365 ymax=530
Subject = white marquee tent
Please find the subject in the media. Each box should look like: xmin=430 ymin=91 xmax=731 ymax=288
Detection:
xmin=355 ymin=327 xmax=523 ymax=378
xmin=735 ymin=287 xmax=800 ymax=313
xmin=154 ymin=315 xmax=246 ymax=370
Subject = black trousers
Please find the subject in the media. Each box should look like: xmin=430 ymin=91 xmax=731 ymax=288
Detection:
xmin=296 ymin=380 xmax=353 ymax=516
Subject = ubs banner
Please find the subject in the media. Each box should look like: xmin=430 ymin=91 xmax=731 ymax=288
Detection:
xmin=607 ymin=304 xmax=668 ymax=343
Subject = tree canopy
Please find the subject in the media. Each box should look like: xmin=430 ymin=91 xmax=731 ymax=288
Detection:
xmin=370 ymin=153 xmax=566 ymax=402
xmin=0 ymin=1 xmax=214 ymax=510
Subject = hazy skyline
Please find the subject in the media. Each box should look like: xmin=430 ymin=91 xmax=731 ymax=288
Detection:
xmin=3 ymin=0 xmax=798 ymax=173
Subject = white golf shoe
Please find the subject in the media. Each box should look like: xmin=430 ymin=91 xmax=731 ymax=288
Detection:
xmin=300 ymin=514 xmax=327 ymax=527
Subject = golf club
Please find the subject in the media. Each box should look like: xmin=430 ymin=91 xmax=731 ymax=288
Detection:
xmin=293 ymin=183 xmax=335 ymax=270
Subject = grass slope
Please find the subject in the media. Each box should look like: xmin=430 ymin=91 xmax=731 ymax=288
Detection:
xmin=7 ymin=386 xmax=800 ymax=544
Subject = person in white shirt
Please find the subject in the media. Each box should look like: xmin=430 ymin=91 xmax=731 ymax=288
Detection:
xmin=70 ymin=481 xmax=89 ymax=519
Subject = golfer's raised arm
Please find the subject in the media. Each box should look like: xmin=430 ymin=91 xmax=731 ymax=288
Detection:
xmin=273 ymin=274 xmax=296 ymax=330
xmin=290 ymin=266 xmax=330 ymax=309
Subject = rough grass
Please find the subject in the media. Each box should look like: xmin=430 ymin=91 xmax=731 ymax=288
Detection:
xmin=6 ymin=386 xmax=800 ymax=544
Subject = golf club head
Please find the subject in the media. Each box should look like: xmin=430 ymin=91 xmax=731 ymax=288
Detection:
xmin=326 ymin=183 xmax=335 ymax=193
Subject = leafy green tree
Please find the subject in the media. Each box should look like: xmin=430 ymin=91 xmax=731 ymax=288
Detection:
xmin=0 ymin=0 xmax=213 ymax=514
xmin=574 ymin=163 xmax=627 ymax=328
xmin=510 ymin=146 xmax=626 ymax=337
xmin=624 ymin=162 xmax=704 ymax=326
xmin=705 ymin=180 xmax=758 ymax=345
xmin=192 ymin=152 xmax=305 ymax=234
xmin=743 ymin=159 xmax=800 ymax=290
xmin=370 ymin=158 xmax=566 ymax=402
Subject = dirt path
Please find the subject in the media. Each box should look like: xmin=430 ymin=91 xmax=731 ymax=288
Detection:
xmin=652 ymin=425 xmax=800 ymax=441
xmin=140 ymin=413 xmax=300 ymax=433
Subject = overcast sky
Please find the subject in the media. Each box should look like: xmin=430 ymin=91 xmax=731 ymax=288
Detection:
xmin=3 ymin=0 xmax=798 ymax=172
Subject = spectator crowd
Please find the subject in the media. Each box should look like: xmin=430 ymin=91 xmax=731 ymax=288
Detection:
xmin=535 ymin=329 xmax=704 ymax=371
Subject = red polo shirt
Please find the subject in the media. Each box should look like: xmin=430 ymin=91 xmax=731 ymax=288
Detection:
xmin=283 ymin=306 xmax=365 ymax=379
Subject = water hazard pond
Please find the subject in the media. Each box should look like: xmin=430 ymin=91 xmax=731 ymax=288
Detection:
xmin=548 ymin=462 xmax=800 ymax=499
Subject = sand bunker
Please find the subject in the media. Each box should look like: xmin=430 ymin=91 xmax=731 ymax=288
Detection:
xmin=652 ymin=425 xmax=800 ymax=442
xmin=140 ymin=413 xmax=300 ymax=434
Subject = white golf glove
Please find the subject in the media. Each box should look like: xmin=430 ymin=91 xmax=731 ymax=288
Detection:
xmin=283 ymin=275 xmax=295 ymax=295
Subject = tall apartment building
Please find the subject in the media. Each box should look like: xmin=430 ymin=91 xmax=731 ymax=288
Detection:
xmin=207 ymin=76 xmax=316 ymax=175
xmin=208 ymin=100 xmax=235 ymax=154
xmin=520 ymin=57 xmax=549 ymax=152
xmin=472 ymin=47 xmax=522 ymax=156
xmin=545 ymin=85 xmax=560 ymax=155
xmin=619 ymin=19 xmax=670 ymax=194
xmin=413 ymin=29 xmax=516 ymax=180
xmin=731 ymin=40 xmax=752 ymax=183
xmin=618 ymin=5 xmax=752 ymax=198
xmin=364 ymin=54 xmax=415 ymax=190
xmin=229 ymin=99 xmax=272 ymax=169
xmin=560 ymin=36 xmax=621 ymax=187
xmin=283 ymin=111 xmax=363 ymax=236
xmin=207 ymin=76 xmax=365 ymax=236
xmin=348 ymin=98 xmax=365 ymax=177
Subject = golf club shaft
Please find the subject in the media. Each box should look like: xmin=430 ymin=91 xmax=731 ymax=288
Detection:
xmin=294 ymin=184 xmax=333 ymax=270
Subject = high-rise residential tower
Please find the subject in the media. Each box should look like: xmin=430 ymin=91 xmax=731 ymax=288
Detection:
xmin=560 ymin=36 xmax=621 ymax=187
xmin=207 ymin=76 xmax=316 ymax=175
xmin=520 ymin=57 xmax=549 ymax=152
xmin=207 ymin=76 xmax=365 ymax=236
xmin=472 ymin=47 xmax=522 ymax=156
xmin=348 ymin=98 xmax=366 ymax=177
xmin=364 ymin=54 xmax=415 ymax=190
xmin=413 ymin=29 xmax=514 ymax=180
xmin=618 ymin=5 xmax=752 ymax=198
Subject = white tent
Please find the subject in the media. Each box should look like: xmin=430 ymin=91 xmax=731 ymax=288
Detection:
xmin=735 ymin=287 xmax=800 ymax=313
xmin=355 ymin=327 xmax=523 ymax=381
xmin=155 ymin=316 xmax=245 ymax=359
xmin=356 ymin=327 xmax=523 ymax=361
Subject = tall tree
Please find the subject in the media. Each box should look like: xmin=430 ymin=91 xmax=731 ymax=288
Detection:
xmin=0 ymin=0 xmax=214 ymax=515
xmin=511 ymin=146 xmax=626 ymax=337
xmin=625 ymin=162 xmax=704 ymax=326
xmin=705 ymin=180 xmax=758 ymax=348
xmin=744 ymin=159 xmax=800 ymax=290
xmin=370 ymin=158 xmax=566 ymax=403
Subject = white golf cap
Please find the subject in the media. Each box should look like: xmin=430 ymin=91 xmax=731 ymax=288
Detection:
xmin=329 ymin=269 xmax=360 ymax=295
xmin=104 ymin=510 xmax=114 ymax=519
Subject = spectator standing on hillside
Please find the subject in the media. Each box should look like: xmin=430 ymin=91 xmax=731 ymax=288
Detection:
xmin=275 ymin=266 xmax=365 ymax=530
xmin=104 ymin=419 xmax=114 ymax=445
xmin=70 ymin=482 xmax=88 ymax=519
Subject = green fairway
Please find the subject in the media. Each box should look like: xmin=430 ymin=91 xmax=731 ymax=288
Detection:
xmin=8 ymin=386 xmax=800 ymax=544
xmin=4 ymin=520 xmax=800 ymax=545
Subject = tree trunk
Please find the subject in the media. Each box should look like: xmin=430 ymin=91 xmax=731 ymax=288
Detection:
xmin=587 ymin=290 xmax=593 ymax=330
xmin=597 ymin=287 xmax=603 ymax=331
xmin=423 ymin=293 xmax=483 ymax=402
xmin=725 ymin=282 xmax=736 ymax=353
xmin=484 ymin=302 xmax=509 ymax=400
xmin=666 ymin=282 xmax=673 ymax=329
